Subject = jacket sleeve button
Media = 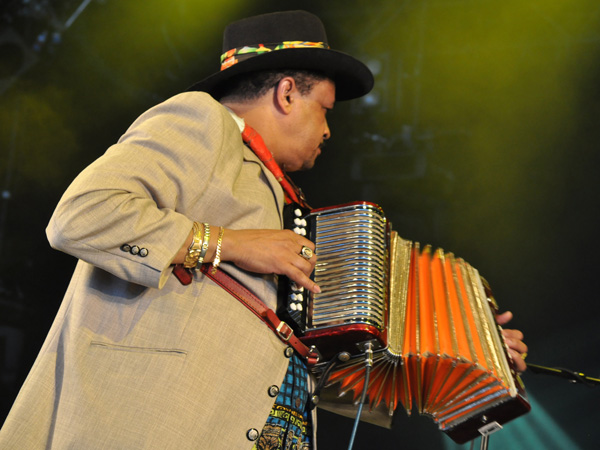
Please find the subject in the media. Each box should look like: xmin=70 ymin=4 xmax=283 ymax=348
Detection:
xmin=284 ymin=346 xmax=294 ymax=358
xmin=139 ymin=248 xmax=149 ymax=257
xmin=130 ymin=245 xmax=140 ymax=255
xmin=120 ymin=244 xmax=131 ymax=252
xmin=268 ymin=385 xmax=280 ymax=397
xmin=246 ymin=428 xmax=260 ymax=441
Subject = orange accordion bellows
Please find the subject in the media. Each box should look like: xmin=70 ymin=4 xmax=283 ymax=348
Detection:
xmin=281 ymin=202 xmax=530 ymax=443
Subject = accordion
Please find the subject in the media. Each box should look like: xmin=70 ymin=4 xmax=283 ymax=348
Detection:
xmin=279 ymin=201 xmax=530 ymax=444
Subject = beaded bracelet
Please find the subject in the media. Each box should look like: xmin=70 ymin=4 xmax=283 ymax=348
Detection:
xmin=211 ymin=227 xmax=225 ymax=274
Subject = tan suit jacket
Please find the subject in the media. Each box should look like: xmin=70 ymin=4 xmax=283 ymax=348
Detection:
xmin=0 ymin=92 xmax=297 ymax=449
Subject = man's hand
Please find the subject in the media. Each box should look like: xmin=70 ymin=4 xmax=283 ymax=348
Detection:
xmin=222 ymin=228 xmax=320 ymax=294
xmin=496 ymin=311 xmax=528 ymax=373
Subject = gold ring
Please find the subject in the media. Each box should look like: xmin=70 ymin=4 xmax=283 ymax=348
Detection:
xmin=300 ymin=246 xmax=313 ymax=260
xmin=521 ymin=352 xmax=527 ymax=360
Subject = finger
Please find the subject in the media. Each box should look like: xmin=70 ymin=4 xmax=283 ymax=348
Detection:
xmin=286 ymin=265 xmax=321 ymax=294
xmin=508 ymin=348 xmax=527 ymax=373
xmin=502 ymin=328 xmax=524 ymax=342
xmin=294 ymin=236 xmax=316 ymax=253
xmin=282 ymin=228 xmax=313 ymax=247
xmin=504 ymin=337 xmax=528 ymax=355
xmin=288 ymin=249 xmax=316 ymax=273
xmin=295 ymin=233 xmax=316 ymax=249
xmin=495 ymin=311 xmax=513 ymax=326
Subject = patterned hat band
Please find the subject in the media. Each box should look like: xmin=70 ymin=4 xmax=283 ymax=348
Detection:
xmin=220 ymin=41 xmax=329 ymax=71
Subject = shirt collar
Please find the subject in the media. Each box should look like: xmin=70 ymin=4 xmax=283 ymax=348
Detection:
xmin=223 ymin=106 xmax=245 ymax=132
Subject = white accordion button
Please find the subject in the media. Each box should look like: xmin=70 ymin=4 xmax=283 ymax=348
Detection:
xmin=293 ymin=227 xmax=306 ymax=236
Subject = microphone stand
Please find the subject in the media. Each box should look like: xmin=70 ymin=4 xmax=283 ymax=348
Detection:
xmin=527 ymin=363 xmax=600 ymax=387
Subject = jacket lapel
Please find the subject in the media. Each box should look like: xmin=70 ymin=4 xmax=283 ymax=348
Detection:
xmin=242 ymin=144 xmax=285 ymax=225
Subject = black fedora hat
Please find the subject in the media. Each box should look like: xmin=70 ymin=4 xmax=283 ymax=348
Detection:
xmin=188 ymin=10 xmax=374 ymax=101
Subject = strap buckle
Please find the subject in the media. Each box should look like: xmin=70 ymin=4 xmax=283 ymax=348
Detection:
xmin=276 ymin=321 xmax=293 ymax=341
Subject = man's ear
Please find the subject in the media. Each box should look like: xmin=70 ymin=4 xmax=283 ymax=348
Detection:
xmin=274 ymin=77 xmax=296 ymax=114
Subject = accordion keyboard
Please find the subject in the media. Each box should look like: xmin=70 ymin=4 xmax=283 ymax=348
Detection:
xmin=310 ymin=203 xmax=388 ymax=330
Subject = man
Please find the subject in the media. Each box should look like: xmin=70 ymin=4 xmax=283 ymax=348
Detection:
xmin=0 ymin=10 xmax=527 ymax=450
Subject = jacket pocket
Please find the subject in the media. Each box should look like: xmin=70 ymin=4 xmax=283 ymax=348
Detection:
xmin=90 ymin=340 xmax=187 ymax=357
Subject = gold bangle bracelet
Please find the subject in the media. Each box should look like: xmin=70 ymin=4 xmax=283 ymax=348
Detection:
xmin=211 ymin=227 xmax=225 ymax=274
xmin=183 ymin=222 xmax=203 ymax=269
xmin=196 ymin=222 xmax=211 ymax=268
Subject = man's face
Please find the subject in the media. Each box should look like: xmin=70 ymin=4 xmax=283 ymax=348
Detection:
xmin=277 ymin=79 xmax=335 ymax=172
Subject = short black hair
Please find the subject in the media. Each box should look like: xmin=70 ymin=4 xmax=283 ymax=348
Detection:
xmin=217 ymin=69 xmax=328 ymax=101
